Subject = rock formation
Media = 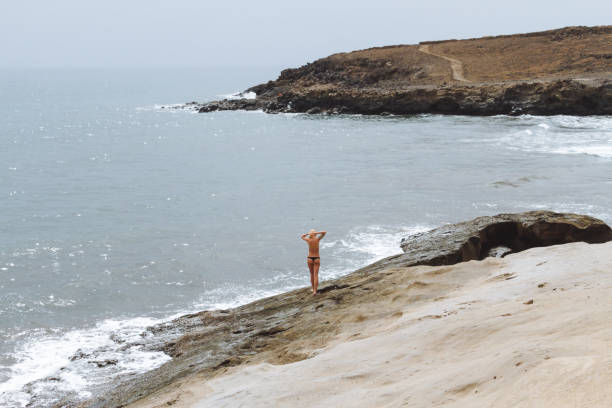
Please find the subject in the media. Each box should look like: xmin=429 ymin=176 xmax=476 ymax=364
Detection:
xmin=384 ymin=211 xmax=611 ymax=270
xmin=61 ymin=211 xmax=612 ymax=408
xmin=185 ymin=26 xmax=612 ymax=116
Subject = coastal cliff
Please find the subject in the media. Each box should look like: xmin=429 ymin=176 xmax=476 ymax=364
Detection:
xmin=186 ymin=26 xmax=612 ymax=116
xmin=57 ymin=211 xmax=612 ymax=408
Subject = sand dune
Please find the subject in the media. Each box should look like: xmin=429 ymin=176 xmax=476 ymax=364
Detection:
xmin=129 ymin=241 xmax=612 ymax=408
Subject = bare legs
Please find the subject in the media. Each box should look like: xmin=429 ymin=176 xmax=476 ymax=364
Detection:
xmin=307 ymin=259 xmax=320 ymax=295
xmin=313 ymin=259 xmax=320 ymax=295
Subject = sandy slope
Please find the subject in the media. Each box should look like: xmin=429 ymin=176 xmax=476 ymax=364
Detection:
xmin=130 ymin=241 xmax=612 ymax=408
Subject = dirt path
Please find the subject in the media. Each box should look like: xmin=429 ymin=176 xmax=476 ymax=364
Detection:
xmin=419 ymin=44 xmax=470 ymax=82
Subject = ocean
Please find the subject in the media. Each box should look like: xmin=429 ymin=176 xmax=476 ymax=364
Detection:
xmin=1 ymin=68 xmax=611 ymax=407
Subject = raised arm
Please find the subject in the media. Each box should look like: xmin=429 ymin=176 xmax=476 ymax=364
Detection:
xmin=300 ymin=233 xmax=309 ymax=241
xmin=317 ymin=231 xmax=327 ymax=240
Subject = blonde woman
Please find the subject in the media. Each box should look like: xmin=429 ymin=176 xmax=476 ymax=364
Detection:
xmin=300 ymin=229 xmax=327 ymax=295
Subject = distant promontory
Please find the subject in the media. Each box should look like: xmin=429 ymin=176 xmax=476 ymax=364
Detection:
xmin=187 ymin=26 xmax=612 ymax=116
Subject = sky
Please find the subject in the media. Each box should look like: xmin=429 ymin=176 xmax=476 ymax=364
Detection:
xmin=1 ymin=0 xmax=610 ymax=69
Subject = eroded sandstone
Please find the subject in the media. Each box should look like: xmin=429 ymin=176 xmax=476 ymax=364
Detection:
xmin=58 ymin=212 xmax=611 ymax=408
xmin=391 ymin=211 xmax=611 ymax=268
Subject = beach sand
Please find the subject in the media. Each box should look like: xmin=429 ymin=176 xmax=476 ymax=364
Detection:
xmin=128 ymin=241 xmax=612 ymax=408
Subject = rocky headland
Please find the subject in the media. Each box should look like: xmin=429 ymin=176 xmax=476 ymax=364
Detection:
xmin=51 ymin=211 xmax=612 ymax=408
xmin=182 ymin=26 xmax=612 ymax=116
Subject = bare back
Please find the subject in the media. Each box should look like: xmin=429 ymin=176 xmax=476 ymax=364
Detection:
xmin=306 ymin=237 xmax=320 ymax=257
xmin=301 ymin=231 xmax=327 ymax=258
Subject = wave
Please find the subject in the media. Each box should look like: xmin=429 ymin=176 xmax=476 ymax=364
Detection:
xmin=551 ymin=145 xmax=612 ymax=158
xmin=135 ymin=103 xmax=199 ymax=113
xmin=219 ymin=91 xmax=256 ymax=100
xmin=135 ymin=91 xmax=256 ymax=113
xmin=0 ymin=317 xmax=171 ymax=408
xmin=320 ymin=224 xmax=432 ymax=279
xmin=483 ymin=115 xmax=612 ymax=159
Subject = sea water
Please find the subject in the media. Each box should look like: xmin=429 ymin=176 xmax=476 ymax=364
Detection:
xmin=1 ymin=68 xmax=611 ymax=407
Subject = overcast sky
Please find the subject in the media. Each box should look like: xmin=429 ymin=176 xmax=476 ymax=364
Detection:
xmin=1 ymin=0 xmax=610 ymax=68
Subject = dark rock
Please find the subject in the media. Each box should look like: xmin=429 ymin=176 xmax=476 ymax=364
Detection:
xmin=198 ymin=104 xmax=219 ymax=113
xmin=306 ymin=107 xmax=322 ymax=114
xmin=373 ymin=211 xmax=611 ymax=271
xmin=69 ymin=349 xmax=89 ymax=361
xmin=196 ymin=78 xmax=611 ymax=116
xmin=110 ymin=333 xmax=125 ymax=344
xmin=275 ymin=79 xmax=611 ymax=116
xmin=90 ymin=359 xmax=119 ymax=368
xmin=196 ymin=98 xmax=264 ymax=113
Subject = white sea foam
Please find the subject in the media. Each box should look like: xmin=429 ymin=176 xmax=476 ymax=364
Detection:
xmin=0 ymin=224 xmax=431 ymax=407
xmin=552 ymin=145 xmax=612 ymax=158
xmin=491 ymin=115 xmax=612 ymax=159
xmin=220 ymin=91 xmax=256 ymax=100
xmin=549 ymin=115 xmax=612 ymax=130
xmin=135 ymin=103 xmax=199 ymax=113
xmin=0 ymin=317 xmax=171 ymax=408
xmin=192 ymin=285 xmax=297 ymax=311
xmin=320 ymin=225 xmax=432 ymax=279
xmin=136 ymin=90 xmax=256 ymax=113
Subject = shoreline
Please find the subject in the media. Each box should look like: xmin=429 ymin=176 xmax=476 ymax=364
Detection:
xmin=128 ymin=240 xmax=612 ymax=407
xmin=191 ymin=77 xmax=612 ymax=117
xmin=62 ymin=211 xmax=611 ymax=408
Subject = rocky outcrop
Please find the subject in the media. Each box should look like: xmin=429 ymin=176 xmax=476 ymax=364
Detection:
xmin=365 ymin=211 xmax=612 ymax=273
xmin=64 ymin=211 xmax=611 ymax=408
xmin=187 ymin=25 xmax=612 ymax=116
xmin=193 ymin=78 xmax=612 ymax=116
xmin=278 ymin=79 xmax=611 ymax=115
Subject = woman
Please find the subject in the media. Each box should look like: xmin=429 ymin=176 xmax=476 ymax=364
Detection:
xmin=300 ymin=229 xmax=327 ymax=295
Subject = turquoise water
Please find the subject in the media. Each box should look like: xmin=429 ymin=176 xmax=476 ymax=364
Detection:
xmin=1 ymin=68 xmax=612 ymax=406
